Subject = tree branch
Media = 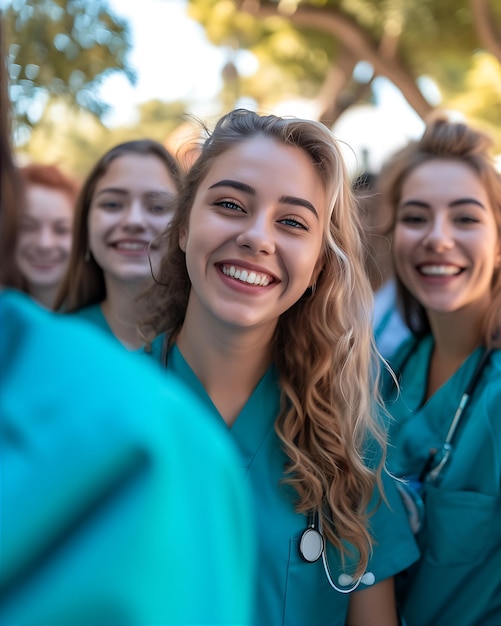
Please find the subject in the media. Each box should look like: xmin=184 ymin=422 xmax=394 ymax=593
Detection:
xmin=240 ymin=1 xmax=434 ymax=119
xmin=471 ymin=0 xmax=501 ymax=63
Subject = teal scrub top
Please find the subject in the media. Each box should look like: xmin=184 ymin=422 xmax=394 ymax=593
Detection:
xmin=0 ymin=291 xmax=255 ymax=626
xmin=72 ymin=302 xmax=164 ymax=359
xmin=167 ymin=344 xmax=419 ymax=626
xmin=384 ymin=335 xmax=501 ymax=626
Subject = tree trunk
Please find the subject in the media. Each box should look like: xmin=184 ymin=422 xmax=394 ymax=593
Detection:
xmin=316 ymin=50 xmax=358 ymax=126
xmin=471 ymin=0 xmax=501 ymax=63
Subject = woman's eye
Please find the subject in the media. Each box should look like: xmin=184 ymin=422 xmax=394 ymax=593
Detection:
xmin=149 ymin=203 xmax=171 ymax=214
xmin=215 ymin=199 xmax=244 ymax=211
xmin=147 ymin=193 xmax=175 ymax=215
xmin=279 ymin=216 xmax=308 ymax=230
xmin=456 ymin=215 xmax=480 ymax=225
xmin=399 ymin=214 xmax=426 ymax=225
xmin=54 ymin=226 xmax=71 ymax=235
xmin=99 ymin=200 xmax=122 ymax=211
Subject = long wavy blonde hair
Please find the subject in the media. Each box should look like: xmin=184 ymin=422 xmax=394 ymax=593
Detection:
xmin=141 ymin=109 xmax=385 ymax=576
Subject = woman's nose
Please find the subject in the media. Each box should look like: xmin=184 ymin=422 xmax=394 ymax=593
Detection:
xmin=422 ymin=216 xmax=454 ymax=252
xmin=235 ymin=213 xmax=275 ymax=255
xmin=36 ymin=226 xmax=57 ymax=249
xmin=122 ymin=200 xmax=146 ymax=230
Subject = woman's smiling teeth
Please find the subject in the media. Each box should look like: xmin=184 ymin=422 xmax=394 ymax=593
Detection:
xmin=114 ymin=241 xmax=148 ymax=251
xmin=222 ymin=264 xmax=272 ymax=286
xmin=418 ymin=264 xmax=462 ymax=276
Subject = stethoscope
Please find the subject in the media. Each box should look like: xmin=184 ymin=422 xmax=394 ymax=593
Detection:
xmin=392 ymin=344 xmax=493 ymax=534
xmin=298 ymin=511 xmax=375 ymax=593
xmin=419 ymin=346 xmax=492 ymax=483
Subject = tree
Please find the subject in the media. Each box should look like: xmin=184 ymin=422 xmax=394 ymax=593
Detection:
xmin=472 ymin=0 xmax=501 ymax=64
xmin=21 ymin=97 xmax=189 ymax=180
xmin=4 ymin=0 xmax=136 ymax=144
xmin=187 ymin=0 xmax=501 ymax=137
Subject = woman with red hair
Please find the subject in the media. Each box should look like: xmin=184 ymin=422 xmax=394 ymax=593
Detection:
xmin=14 ymin=163 xmax=79 ymax=309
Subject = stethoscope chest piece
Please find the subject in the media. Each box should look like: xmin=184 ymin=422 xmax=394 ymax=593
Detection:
xmin=299 ymin=526 xmax=324 ymax=563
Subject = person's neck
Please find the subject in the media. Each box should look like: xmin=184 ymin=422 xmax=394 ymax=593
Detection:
xmin=176 ymin=304 xmax=275 ymax=427
xmin=101 ymin=277 xmax=151 ymax=350
xmin=427 ymin=307 xmax=485 ymax=398
xmin=28 ymin=284 xmax=59 ymax=310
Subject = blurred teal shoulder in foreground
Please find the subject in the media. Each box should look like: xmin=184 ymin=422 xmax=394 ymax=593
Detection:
xmin=0 ymin=290 xmax=255 ymax=626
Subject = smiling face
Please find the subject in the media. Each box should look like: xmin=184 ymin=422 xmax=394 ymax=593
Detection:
xmin=393 ymin=159 xmax=501 ymax=322
xmin=15 ymin=184 xmax=74 ymax=292
xmin=88 ymin=153 xmax=178 ymax=286
xmin=179 ymin=135 xmax=326 ymax=335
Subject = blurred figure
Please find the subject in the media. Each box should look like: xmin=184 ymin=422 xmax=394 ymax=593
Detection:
xmin=55 ymin=140 xmax=182 ymax=351
xmin=0 ymin=296 xmax=255 ymax=625
xmin=354 ymin=171 xmax=410 ymax=358
xmin=380 ymin=116 xmax=501 ymax=626
xmin=13 ymin=164 xmax=79 ymax=309
xmin=0 ymin=22 xmax=254 ymax=626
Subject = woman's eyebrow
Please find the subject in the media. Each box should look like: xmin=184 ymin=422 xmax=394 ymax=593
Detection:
xmin=399 ymin=199 xmax=430 ymax=209
xmin=209 ymin=179 xmax=255 ymax=195
xmin=449 ymin=197 xmax=486 ymax=210
xmin=399 ymin=197 xmax=486 ymax=210
xmin=280 ymin=195 xmax=318 ymax=218
xmin=144 ymin=190 xmax=175 ymax=200
xmin=94 ymin=187 xmax=128 ymax=197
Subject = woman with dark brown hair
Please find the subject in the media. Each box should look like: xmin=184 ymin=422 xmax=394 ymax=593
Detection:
xmin=55 ymin=139 xmax=182 ymax=350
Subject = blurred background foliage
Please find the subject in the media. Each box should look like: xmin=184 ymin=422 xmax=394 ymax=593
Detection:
xmin=3 ymin=0 xmax=501 ymax=181
xmin=4 ymin=0 xmax=190 ymax=177
xmin=190 ymin=0 xmax=501 ymax=137
xmin=5 ymin=1 xmax=134 ymax=138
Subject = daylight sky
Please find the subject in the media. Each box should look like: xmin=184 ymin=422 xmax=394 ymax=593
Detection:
xmin=100 ymin=0 xmax=241 ymax=125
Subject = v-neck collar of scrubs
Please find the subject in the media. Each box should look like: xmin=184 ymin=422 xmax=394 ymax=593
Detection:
xmin=398 ymin=335 xmax=485 ymax=413
xmin=168 ymin=343 xmax=281 ymax=469
xmin=388 ymin=336 xmax=486 ymax=474
xmin=74 ymin=303 xmax=164 ymax=356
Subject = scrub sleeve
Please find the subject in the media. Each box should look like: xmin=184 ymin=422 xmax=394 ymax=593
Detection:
xmin=168 ymin=345 xmax=419 ymax=626
xmin=384 ymin=335 xmax=501 ymax=626
xmin=0 ymin=291 xmax=255 ymax=626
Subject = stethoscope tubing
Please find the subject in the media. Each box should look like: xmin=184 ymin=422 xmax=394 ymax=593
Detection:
xmin=299 ymin=512 xmax=374 ymax=593
xmin=393 ymin=344 xmax=493 ymax=485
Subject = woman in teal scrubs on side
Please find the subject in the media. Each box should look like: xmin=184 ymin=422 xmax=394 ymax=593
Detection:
xmin=141 ymin=109 xmax=419 ymax=625
xmin=55 ymin=139 xmax=182 ymax=355
xmin=379 ymin=116 xmax=501 ymax=626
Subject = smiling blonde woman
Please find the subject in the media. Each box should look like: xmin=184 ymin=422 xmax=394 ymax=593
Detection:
xmin=141 ymin=108 xmax=419 ymax=626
